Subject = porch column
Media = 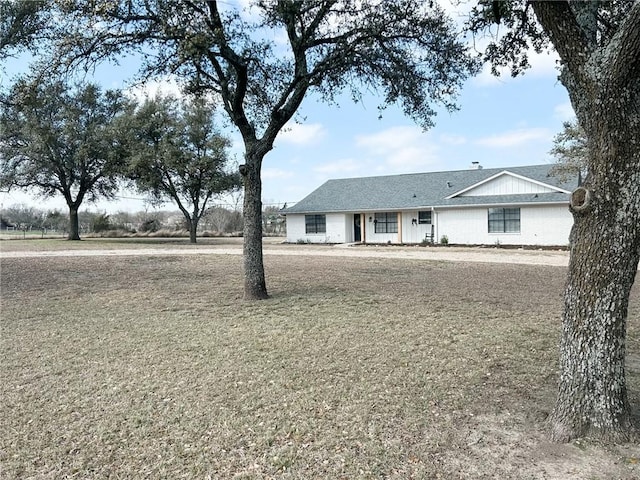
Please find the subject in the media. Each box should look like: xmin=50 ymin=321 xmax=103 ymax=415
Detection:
xmin=361 ymin=213 xmax=366 ymax=243
xmin=397 ymin=212 xmax=402 ymax=244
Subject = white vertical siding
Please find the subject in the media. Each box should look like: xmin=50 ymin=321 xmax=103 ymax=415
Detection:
xmin=285 ymin=213 xmax=348 ymax=243
xmin=364 ymin=212 xmax=400 ymax=244
xmin=461 ymin=174 xmax=558 ymax=196
xmin=326 ymin=213 xmax=348 ymax=243
xmin=435 ymin=208 xmax=485 ymax=244
xmin=436 ymin=204 xmax=572 ymax=246
xmin=402 ymin=210 xmax=433 ymax=243
xmin=520 ymin=205 xmax=573 ymax=246
xmin=285 ymin=214 xmax=306 ymax=242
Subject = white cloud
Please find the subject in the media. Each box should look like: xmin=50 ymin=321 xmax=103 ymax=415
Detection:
xmin=262 ymin=168 xmax=294 ymax=180
xmin=126 ymin=77 xmax=183 ymax=101
xmin=554 ymin=102 xmax=575 ymax=121
xmin=356 ymin=126 xmax=439 ymax=172
xmin=439 ymin=133 xmax=467 ymax=145
xmin=475 ymin=127 xmax=551 ymax=148
xmin=357 ymin=126 xmax=421 ymax=152
xmin=385 ymin=146 xmax=430 ymax=169
xmin=529 ymin=49 xmax=561 ymax=77
xmin=314 ymin=158 xmax=363 ymax=175
xmin=276 ymin=122 xmax=327 ymax=146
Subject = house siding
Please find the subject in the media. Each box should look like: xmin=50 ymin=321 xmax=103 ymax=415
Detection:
xmin=436 ymin=204 xmax=572 ymax=246
xmin=460 ymin=174 xmax=557 ymax=196
xmin=286 ymin=213 xmax=350 ymax=243
xmin=287 ymin=205 xmax=571 ymax=246
xmin=363 ymin=212 xmax=398 ymax=244
xmin=402 ymin=210 xmax=434 ymax=244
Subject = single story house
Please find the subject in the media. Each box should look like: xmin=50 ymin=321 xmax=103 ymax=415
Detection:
xmin=282 ymin=163 xmax=578 ymax=246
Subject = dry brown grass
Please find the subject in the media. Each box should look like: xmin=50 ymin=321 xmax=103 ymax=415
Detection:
xmin=1 ymin=251 xmax=639 ymax=479
xmin=0 ymin=236 xmax=248 ymax=252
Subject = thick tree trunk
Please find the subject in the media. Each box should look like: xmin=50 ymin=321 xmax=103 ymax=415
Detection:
xmin=550 ymin=103 xmax=640 ymax=442
xmin=241 ymin=154 xmax=268 ymax=300
xmin=68 ymin=206 xmax=81 ymax=241
xmin=551 ymin=213 xmax=638 ymax=441
xmin=530 ymin=0 xmax=640 ymax=444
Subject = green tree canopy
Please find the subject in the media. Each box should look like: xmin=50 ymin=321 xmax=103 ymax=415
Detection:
xmin=128 ymin=94 xmax=241 ymax=243
xmin=0 ymin=1 xmax=48 ymax=62
xmin=549 ymin=119 xmax=588 ymax=183
xmin=0 ymin=79 xmax=132 ymax=239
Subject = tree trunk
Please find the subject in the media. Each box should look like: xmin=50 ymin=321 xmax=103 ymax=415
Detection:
xmin=188 ymin=218 xmax=197 ymax=244
xmin=550 ymin=102 xmax=640 ymax=442
xmin=241 ymin=153 xmax=268 ymax=300
xmin=551 ymin=215 xmax=638 ymax=441
xmin=68 ymin=206 xmax=81 ymax=241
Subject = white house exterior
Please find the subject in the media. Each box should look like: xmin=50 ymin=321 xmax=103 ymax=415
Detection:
xmin=283 ymin=164 xmax=577 ymax=246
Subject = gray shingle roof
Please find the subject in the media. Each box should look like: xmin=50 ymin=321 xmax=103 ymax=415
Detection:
xmin=283 ymin=164 xmax=578 ymax=214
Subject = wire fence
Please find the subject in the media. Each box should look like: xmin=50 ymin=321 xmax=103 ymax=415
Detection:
xmin=0 ymin=228 xmax=67 ymax=240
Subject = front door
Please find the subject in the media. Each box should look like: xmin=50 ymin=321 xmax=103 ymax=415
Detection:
xmin=354 ymin=214 xmax=361 ymax=242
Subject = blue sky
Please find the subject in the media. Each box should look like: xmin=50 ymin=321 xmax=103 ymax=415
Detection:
xmin=0 ymin=1 xmax=574 ymax=214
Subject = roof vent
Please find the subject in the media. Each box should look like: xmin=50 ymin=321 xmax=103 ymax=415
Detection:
xmin=470 ymin=161 xmax=482 ymax=170
xmin=446 ymin=181 xmax=452 ymax=188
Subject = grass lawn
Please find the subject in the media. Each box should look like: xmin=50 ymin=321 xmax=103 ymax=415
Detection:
xmin=0 ymin=236 xmax=249 ymax=252
xmin=1 ymin=251 xmax=639 ymax=479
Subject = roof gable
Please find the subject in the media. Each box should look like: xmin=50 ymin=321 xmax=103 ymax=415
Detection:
xmin=446 ymin=171 xmax=571 ymax=199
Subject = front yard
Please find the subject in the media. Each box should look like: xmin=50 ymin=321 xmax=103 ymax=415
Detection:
xmin=1 ymin=249 xmax=638 ymax=478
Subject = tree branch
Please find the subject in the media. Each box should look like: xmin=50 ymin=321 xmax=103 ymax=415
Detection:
xmin=205 ymin=1 xmax=255 ymax=142
xmin=296 ymin=0 xmax=339 ymax=48
xmin=162 ymin=169 xmax=189 ymax=220
xmin=531 ymin=1 xmax=591 ymax=80
xmin=605 ymin=0 xmax=640 ymax=87
xmin=265 ymin=4 xmax=313 ymax=135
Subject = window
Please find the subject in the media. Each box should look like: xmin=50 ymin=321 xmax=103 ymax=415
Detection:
xmin=305 ymin=214 xmax=326 ymax=234
xmin=374 ymin=212 xmax=398 ymax=233
xmin=418 ymin=211 xmax=432 ymax=224
xmin=488 ymin=208 xmax=520 ymax=233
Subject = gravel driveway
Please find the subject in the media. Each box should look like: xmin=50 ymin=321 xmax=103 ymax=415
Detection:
xmin=0 ymin=239 xmax=571 ymax=267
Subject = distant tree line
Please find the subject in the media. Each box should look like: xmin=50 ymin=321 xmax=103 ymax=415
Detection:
xmin=0 ymin=202 xmax=284 ymax=237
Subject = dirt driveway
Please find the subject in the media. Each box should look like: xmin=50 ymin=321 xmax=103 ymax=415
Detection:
xmin=0 ymin=238 xmax=571 ymax=267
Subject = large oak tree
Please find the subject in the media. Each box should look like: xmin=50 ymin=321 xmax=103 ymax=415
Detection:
xmin=3 ymin=0 xmax=479 ymax=298
xmin=0 ymin=80 xmax=132 ymax=240
xmin=469 ymin=0 xmax=640 ymax=441
xmin=128 ymin=94 xmax=241 ymax=243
